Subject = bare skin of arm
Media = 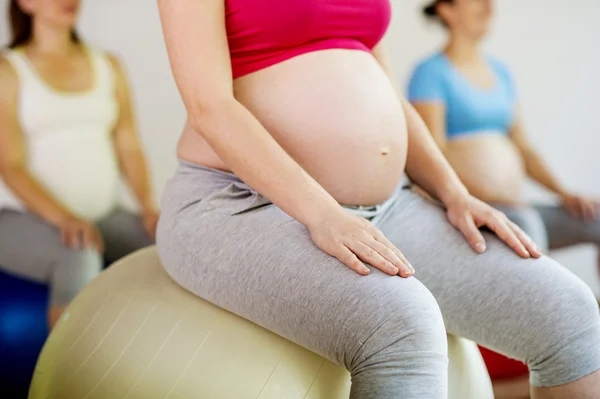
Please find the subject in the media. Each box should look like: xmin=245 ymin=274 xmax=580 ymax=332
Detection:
xmin=108 ymin=55 xmax=158 ymax=237
xmin=510 ymin=112 xmax=599 ymax=220
xmin=372 ymin=43 xmax=460 ymax=203
xmin=412 ymin=102 xmax=448 ymax=151
xmin=371 ymin=43 xmax=539 ymax=258
xmin=0 ymin=57 xmax=103 ymax=251
xmin=157 ymin=0 xmax=414 ymax=277
xmin=510 ymin=112 xmax=566 ymax=196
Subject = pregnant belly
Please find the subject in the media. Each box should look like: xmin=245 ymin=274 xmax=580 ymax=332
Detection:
xmin=29 ymin=132 xmax=121 ymax=221
xmin=444 ymin=135 xmax=526 ymax=205
xmin=178 ymin=50 xmax=408 ymax=206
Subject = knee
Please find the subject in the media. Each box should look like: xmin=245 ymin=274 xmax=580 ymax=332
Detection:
xmin=347 ymin=278 xmax=447 ymax=373
xmin=50 ymin=248 xmax=103 ymax=306
xmin=538 ymin=262 xmax=599 ymax=341
xmin=525 ymin=258 xmax=600 ymax=386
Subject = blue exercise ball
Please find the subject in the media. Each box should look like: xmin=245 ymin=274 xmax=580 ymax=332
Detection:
xmin=0 ymin=269 xmax=49 ymax=398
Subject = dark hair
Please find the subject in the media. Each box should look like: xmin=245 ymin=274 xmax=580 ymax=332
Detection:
xmin=423 ymin=0 xmax=454 ymax=20
xmin=8 ymin=0 xmax=80 ymax=48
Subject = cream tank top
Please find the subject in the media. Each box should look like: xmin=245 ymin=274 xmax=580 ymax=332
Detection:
xmin=0 ymin=47 xmax=120 ymax=221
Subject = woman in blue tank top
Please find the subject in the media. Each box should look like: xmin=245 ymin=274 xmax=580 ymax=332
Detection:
xmin=408 ymin=0 xmax=600 ymax=397
xmin=409 ymin=0 xmax=600 ymax=276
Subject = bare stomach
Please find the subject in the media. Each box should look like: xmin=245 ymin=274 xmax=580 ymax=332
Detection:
xmin=444 ymin=134 xmax=526 ymax=205
xmin=177 ymin=50 xmax=408 ymax=206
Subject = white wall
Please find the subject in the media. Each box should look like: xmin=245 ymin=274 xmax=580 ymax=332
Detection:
xmin=1 ymin=0 xmax=599 ymax=290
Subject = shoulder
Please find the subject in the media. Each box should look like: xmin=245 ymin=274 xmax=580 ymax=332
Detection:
xmin=105 ymin=52 xmax=123 ymax=72
xmin=86 ymin=46 xmax=125 ymax=74
xmin=407 ymin=53 xmax=448 ymax=101
xmin=410 ymin=53 xmax=448 ymax=79
xmin=89 ymin=48 xmax=129 ymax=91
xmin=0 ymin=52 xmax=19 ymax=100
xmin=488 ymin=56 xmax=514 ymax=83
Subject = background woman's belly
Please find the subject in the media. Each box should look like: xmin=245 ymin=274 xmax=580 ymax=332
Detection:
xmin=444 ymin=134 xmax=526 ymax=205
xmin=28 ymin=131 xmax=121 ymax=221
xmin=178 ymin=50 xmax=408 ymax=206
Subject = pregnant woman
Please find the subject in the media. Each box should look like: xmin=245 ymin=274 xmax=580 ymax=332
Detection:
xmin=0 ymin=0 xmax=157 ymax=327
xmin=409 ymin=0 xmax=600 ymax=263
xmin=156 ymin=0 xmax=600 ymax=397
xmin=408 ymin=1 xmax=600 ymax=397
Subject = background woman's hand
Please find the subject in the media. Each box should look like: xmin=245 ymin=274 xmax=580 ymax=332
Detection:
xmin=141 ymin=210 xmax=160 ymax=241
xmin=57 ymin=216 xmax=104 ymax=252
xmin=562 ymin=193 xmax=600 ymax=222
xmin=308 ymin=208 xmax=414 ymax=277
xmin=445 ymin=195 xmax=542 ymax=259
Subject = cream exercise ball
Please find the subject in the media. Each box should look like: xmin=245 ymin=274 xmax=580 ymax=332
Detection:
xmin=29 ymin=247 xmax=493 ymax=399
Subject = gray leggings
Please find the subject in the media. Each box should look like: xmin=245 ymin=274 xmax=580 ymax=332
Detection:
xmin=157 ymin=161 xmax=600 ymax=399
xmin=495 ymin=204 xmax=600 ymax=254
xmin=0 ymin=208 xmax=152 ymax=306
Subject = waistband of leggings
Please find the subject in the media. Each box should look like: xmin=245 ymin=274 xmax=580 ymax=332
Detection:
xmin=177 ymin=159 xmax=242 ymax=182
xmin=177 ymin=158 xmax=411 ymax=212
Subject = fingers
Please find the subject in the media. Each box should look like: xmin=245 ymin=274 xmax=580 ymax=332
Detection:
xmin=486 ymin=214 xmax=530 ymax=258
xmin=507 ymin=220 xmax=542 ymax=258
xmin=565 ymin=203 xmax=580 ymax=219
xmin=145 ymin=218 xmax=158 ymax=240
xmin=582 ymin=200 xmax=597 ymax=222
xmin=81 ymin=225 xmax=104 ymax=252
xmin=61 ymin=225 xmax=80 ymax=249
xmin=456 ymin=214 xmax=487 ymax=254
xmin=81 ymin=225 xmax=95 ymax=250
xmin=60 ymin=226 xmax=70 ymax=248
xmin=368 ymin=234 xmax=414 ymax=276
xmin=93 ymin=229 xmax=105 ymax=253
xmin=348 ymin=240 xmax=400 ymax=276
xmin=336 ymin=246 xmax=370 ymax=275
xmin=576 ymin=199 xmax=588 ymax=221
xmin=60 ymin=222 xmax=103 ymax=252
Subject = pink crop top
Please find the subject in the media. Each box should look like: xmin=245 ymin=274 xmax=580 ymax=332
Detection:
xmin=226 ymin=0 xmax=392 ymax=79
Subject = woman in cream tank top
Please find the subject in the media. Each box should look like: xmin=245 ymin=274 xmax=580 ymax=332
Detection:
xmin=0 ymin=0 xmax=157 ymax=327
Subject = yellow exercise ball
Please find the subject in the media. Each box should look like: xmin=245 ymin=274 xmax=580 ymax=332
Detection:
xmin=29 ymin=247 xmax=493 ymax=399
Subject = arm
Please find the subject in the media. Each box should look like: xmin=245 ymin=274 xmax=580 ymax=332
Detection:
xmin=375 ymin=45 xmax=448 ymax=151
xmin=411 ymin=102 xmax=447 ymax=151
xmin=509 ymin=112 xmax=567 ymax=197
xmin=371 ymin=43 xmax=466 ymax=205
xmin=158 ymin=0 xmax=337 ymax=228
xmin=157 ymin=0 xmax=413 ymax=277
xmin=0 ymin=57 xmax=102 ymax=249
xmin=108 ymin=55 xmax=157 ymax=215
xmin=0 ymin=58 xmax=75 ymax=226
xmin=510 ymin=112 xmax=599 ymax=220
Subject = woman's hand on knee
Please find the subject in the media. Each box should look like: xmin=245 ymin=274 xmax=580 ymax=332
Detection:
xmin=58 ymin=216 xmax=104 ymax=253
xmin=445 ymin=195 xmax=542 ymax=259
xmin=561 ymin=193 xmax=600 ymax=222
xmin=308 ymin=208 xmax=414 ymax=277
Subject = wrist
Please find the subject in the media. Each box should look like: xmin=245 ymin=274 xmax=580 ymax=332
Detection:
xmin=139 ymin=199 xmax=157 ymax=215
xmin=435 ymin=180 xmax=470 ymax=208
xmin=557 ymin=190 xmax=571 ymax=201
xmin=301 ymin=197 xmax=344 ymax=232
xmin=47 ymin=209 xmax=77 ymax=227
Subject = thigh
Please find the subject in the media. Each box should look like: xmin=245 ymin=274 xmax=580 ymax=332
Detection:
xmin=0 ymin=209 xmax=102 ymax=305
xmin=157 ymin=180 xmax=445 ymax=370
xmin=535 ymin=205 xmax=600 ymax=249
xmin=494 ymin=205 xmax=549 ymax=252
xmin=377 ymin=189 xmax=597 ymax=363
xmin=97 ymin=208 xmax=153 ymax=263
xmin=0 ymin=209 xmax=67 ymax=283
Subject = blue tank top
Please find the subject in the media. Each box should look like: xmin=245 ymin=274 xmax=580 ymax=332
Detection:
xmin=407 ymin=53 xmax=517 ymax=139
